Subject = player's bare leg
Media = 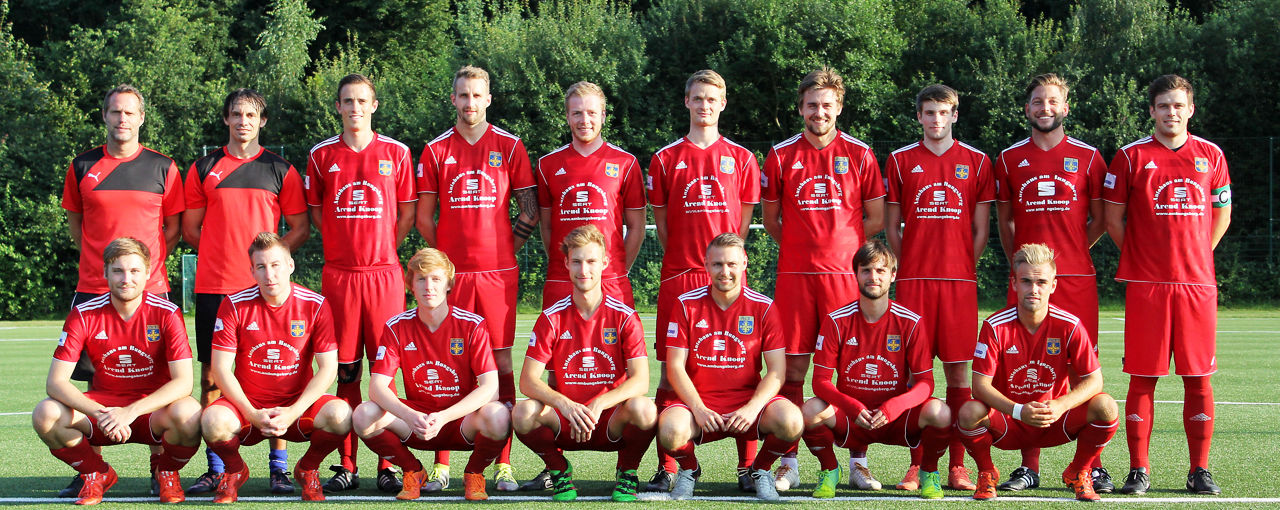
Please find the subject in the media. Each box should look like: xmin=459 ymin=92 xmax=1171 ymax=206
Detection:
xmin=656 ymin=406 xmax=699 ymax=499
xmin=775 ymin=354 xmax=809 ymax=491
xmin=942 ymin=360 xmax=975 ymax=490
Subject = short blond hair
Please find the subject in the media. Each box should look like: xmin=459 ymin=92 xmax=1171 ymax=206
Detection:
xmin=797 ymin=67 xmax=845 ymax=107
xmin=103 ymin=237 xmax=150 ymax=274
xmin=405 ymin=248 xmax=455 ymax=287
xmin=685 ymin=69 xmax=726 ymax=96
xmin=1025 ymin=73 xmax=1069 ymax=103
xmin=706 ymin=232 xmax=745 ymax=254
xmin=560 ymin=224 xmax=607 ymax=256
xmin=1012 ymin=243 xmax=1056 ymax=273
xmin=247 ymin=232 xmax=289 ymax=258
xmin=565 ymin=81 xmax=607 ymax=110
xmin=454 ymin=65 xmax=490 ymax=89
xmin=916 ymin=84 xmax=959 ymax=112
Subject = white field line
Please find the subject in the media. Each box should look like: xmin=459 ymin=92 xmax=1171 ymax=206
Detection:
xmin=4 ymin=495 xmax=1280 ymax=503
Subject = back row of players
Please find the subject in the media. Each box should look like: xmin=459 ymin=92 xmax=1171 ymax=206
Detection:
xmin=46 ymin=65 xmax=1230 ymax=503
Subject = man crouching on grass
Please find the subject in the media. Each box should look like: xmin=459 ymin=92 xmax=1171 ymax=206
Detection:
xmin=352 ymin=247 xmax=510 ymax=501
xmin=34 ymin=237 xmax=202 ymax=505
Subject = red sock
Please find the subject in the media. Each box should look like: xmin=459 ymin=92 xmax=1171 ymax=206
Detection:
xmin=909 ymin=443 xmax=924 ymax=465
xmin=803 ymin=426 xmax=839 ymax=471
xmin=1069 ymin=420 xmax=1118 ymax=473
xmin=1125 ymin=376 xmax=1157 ymax=470
xmin=957 ymin=425 xmax=994 ymax=472
xmin=336 ymin=380 xmax=362 ymax=472
xmin=945 ymin=387 xmax=970 ymax=468
xmin=1020 ymin=447 xmax=1041 ymax=472
xmin=919 ymin=425 xmax=950 ymax=472
xmin=663 ymin=441 xmax=698 ymax=471
xmin=51 ymin=441 xmax=108 ymax=474
xmin=363 ymin=430 xmax=423 ymax=472
xmin=653 ymin=388 xmax=679 ymax=473
xmin=209 ymin=439 xmax=246 ymax=474
xmin=752 ymin=433 xmax=796 ymax=471
xmin=157 ymin=439 xmax=198 ymax=472
xmin=780 ymin=381 xmax=805 ymax=456
xmin=298 ymin=430 xmax=345 ymax=472
xmin=466 ymin=433 xmax=505 ymax=474
xmin=434 ymin=450 xmax=450 ymax=465
xmin=1183 ymin=376 xmax=1214 ymax=471
xmin=617 ymin=423 xmax=655 ymax=472
xmin=736 ymin=437 xmax=757 ymax=470
xmin=516 ymin=426 xmax=567 ymax=471
xmin=497 ymin=371 xmax=516 ymax=465
xmin=150 ymin=452 xmax=161 ymax=474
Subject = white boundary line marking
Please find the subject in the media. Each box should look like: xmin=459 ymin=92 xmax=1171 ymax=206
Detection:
xmin=4 ymin=495 xmax=1279 ymax=503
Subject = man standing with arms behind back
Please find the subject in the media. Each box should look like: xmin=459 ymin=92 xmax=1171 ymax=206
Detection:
xmin=416 ymin=65 xmax=536 ymax=493
xmin=1103 ymin=74 xmax=1231 ymax=496
xmin=305 ymin=73 xmax=417 ymax=493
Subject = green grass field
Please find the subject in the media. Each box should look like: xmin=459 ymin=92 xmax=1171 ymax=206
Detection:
xmin=2 ymin=310 xmax=1278 ymax=508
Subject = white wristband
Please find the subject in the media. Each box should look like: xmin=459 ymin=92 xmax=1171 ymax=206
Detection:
xmin=1011 ymin=403 xmax=1024 ymax=422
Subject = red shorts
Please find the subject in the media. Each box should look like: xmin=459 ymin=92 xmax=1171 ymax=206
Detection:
xmin=984 ymin=401 xmax=1092 ymax=449
xmin=451 ymin=268 xmax=519 ymax=350
xmin=1006 ymin=274 xmax=1099 ymax=344
xmin=396 ymin=399 xmax=476 ymax=451
xmin=83 ymin=390 xmax=162 ymax=446
xmin=551 ymin=405 xmax=624 ymax=452
xmin=660 ymin=395 xmax=789 ymax=444
xmin=775 ymin=273 xmax=860 ymax=355
xmin=830 ymin=399 xmax=933 ymax=449
xmin=209 ymin=394 xmax=341 ymax=446
xmin=542 ymin=275 xmax=635 ymax=309
xmin=655 ymin=270 xmax=710 ymax=362
xmin=896 ymin=279 xmax=978 ymax=363
xmin=1122 ymin=282 xmax=1218 ymax=377
xmin=323 ymin=266 xmax=405 ymax=363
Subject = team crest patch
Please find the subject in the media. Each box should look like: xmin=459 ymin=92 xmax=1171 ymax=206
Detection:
xmin=145 ymin=325 xmax=161 ymax=343
xmin=1047 ymin=338 xmax=1061 ymax=355
xmin=603 ymin=328 xmax=619 ymax=345
xmin=955 ymin=165 xmax=970 ymax=180
xmin=1064 ymin=158 xmax=1079 ymax=173
xmin=886 ymin=334 xmax=902 ymax=352
xmin=1195 ymin=157 xmax=1209 ymax=173
xmin=719 ymin=156 xmax=736 ymax=174
xmin=604 ymin=163 xmax=620 ymax=178
xmin=737 ymin=316 xmax=755 ymax=335
xmin=834 ymin=157 xmax=850 ymax=175
xmin=378 ymin=160 xmax=393 ymax=176
xmin=489 ymin=151 xmax=503 ymax=167
xmin=290 ymin=320 xmax=305 ymax=338
xmin=449 ymin=338 xmax=464 ymax=355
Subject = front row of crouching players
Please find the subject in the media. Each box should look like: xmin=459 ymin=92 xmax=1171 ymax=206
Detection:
xmin=201 ymin=233 xmax=350 ymax=503
xmin=801 ymin=239 xmax=952 ymax=499
xmin=35 ymin=238 xmax=203 ymax=505
xmin=958 ymin=243 xmax=1118 ymax=501
xmin=658 ymin=233 xmax=802 ymax=501
xmin=514 ymin=225 xmax=657 ymax=502
xmin=353 ymin=247 xmax=510 ymax=501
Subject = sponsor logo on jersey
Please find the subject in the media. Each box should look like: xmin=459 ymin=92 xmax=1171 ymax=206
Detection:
xmin=720 ymin=156 xmax=736 ymax=174
xmin=555 ymin=168 xmax=566 ymax=176
xmin=932 ymin=190 xmax=947 ymax=202
xmin=1144 ymin=161 xmax=1158 ymax=170
xmin=488 ymin=151 xmax=503 ymax=167
xmin=813 ymin=182 xmax=828 ymax=196
xmin=886 ymin=334 xmax=901 ymax=352
xmin=1018 ymin=159 xmax=1030 ymax=168
xmin=376 ymin=345 xmax=386 ymax=360
xmin=955 ymin=164 xmax=970 ymax=179
xmin=1025 ymin=367 xmax=1040 ymax=382
xmin=700 ymin=183 xmax=713 ymax=197
xmin=378 ymin=160 xmax=393 ymax=176
xmin=247 ymin=321 xmax=260 ymax=331
xmin=604 ymin=163 xmax=620 ymax=178
xmin=581 ymin=355 xmax=596 ymax=369
xmin=667 ymin=322 xmax=678 ymax=339
xmin=791 ymin=161 xmax=804 ymax=170
xmin=1104 ymin=172 xmax=1117 ymax=189
xmin=86 ymin=172 xmax=102 ymax=182
xmin=444 ymin=155 xmax=457 ymax=165
xmin=465 ymin=178 xmax=481 ymax=193
xmin=290 ymin=320 xmax=305 ymax=337
xmin=974 ymin=342 xmax=988 ymax=359
xmin=713 ymin=338 xmax=726 ymax=351
xmin=118 ymin=354 xmax=133 ymax=365
xmin=58 ymin=332 xmax=67 ymax=346
xmin=427 ymin=368 xmax=440 ymax=381
xmin=213 ymin=319 xmax=224 ymax=332
xmin=864 ymin=364 xmax=879 ymax=377
xmin=1064 ymin=158 xmax=1079 ymax=173
xmin=328 ymin=163 xmax=341 ymax=173
xmin=208 ymin=170 xmax=224 ymax=181
xmin=695 ymin=319 xmax=709 ymax=329
xmin=1038 ymin=181 xmax=1055 ymax=196
xmin=833 ymin=157 xmax=849 ymax=175
xmin=1195 ymin=157 xmax=1209 ymax=173
xmin=846 ymin=336 xmax=858 ymax=346
xmin=95 ymin=330 xmax=109 ymax=340
xmin=405 ymin=342 xmax=417 ymax=351
xmin=603 ymin=328 xmax=618 ymax=345
xmin=266 ymin=348 xmax=280 ymax=361
xmin=911 ymin=165 xmax=924 ymax=173
xmin=675 ymin=160 xmax=688 ymax=170
xmin=815 ymin=334 xmax=825 ymax=350
xmin=560 ymin=331 xmax=573 ymax=340
xmin=450 ymin=338 xmax=464 ymax=355
xmin=737 ymin=316 xmax=755 ymax=335
xmin=1006 ymin=345 xmax=1020 ymax=354
xmin=1173 ymin=187 xmax=1188 ymax=200
xmin=145 ymin=325 xmax=160 ymax=342
xmin=1046 ymin=337 xmax=1061 ymax=355
xmin=529 ymin=332 xmax=537 ymax=347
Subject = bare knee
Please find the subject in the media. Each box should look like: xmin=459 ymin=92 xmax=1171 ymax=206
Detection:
xmin=764 ymin=400 xmax=803 ymax=441
xmin=352 ymin=401 xmax=386 ymax=437
xmin=32 ymin=399 xmax=72 ymax=441
xmin=920 ymin=398 xmax=951 ymax=428
xmin=957 ymin=400 xmax=989 ymax=429
xmin=165 ymin=397 xmax=204 ymax=441
xmin=801 ymin=397 xmax=832 ymax=428
xmin=1088 ymin=393 xmax=1118 ymax=422
xmin=200 ymin=406 xmax=240 ymax=443
xmin=318 ymin=399 xmax=353 ymax=434
xmin=512 ymin=400 xmax=542 ymax=435
xmin=477 ymin=402 xmax=511 ymax=440
xmin=626 ymin=397 xmax=657 ymax=430
xmin=657 ymin=409 xmax=693 ymax=450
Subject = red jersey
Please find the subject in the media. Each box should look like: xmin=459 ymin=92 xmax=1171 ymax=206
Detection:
xmin=646 ymin=136 xmax=760 ymax=279
xmin=1102 ymin=136 xmax=1231 ymax=285
xmin=665 ymin=286 xmax=783 ymax=413
xmin=186 ymin=147 xmax=307 ymax=293
xmin=536 ymin=142 xmax=645 ymax=280
xmin=812 ymin=300 xmax=932 ymax=410
xmin=304 ymin=133 xmax=416 ymax=270
xmin=885 ymin=140 xmax=994 ymax=280
xmin=54 ymin=293 xmax=190 ymax=398
xmin=372 ymin=307 xmax=496 ymax=411
xmin=417 ymin=125 xmax=535 ymax=272
xmin=211 ymin=284 xmax=336 ymax=408
xmin=526 ymin=295 xmax=647 ymax=405
xmin=995 ymin=137 xmax=1106 ymax=276
xmin=761 ymin=132 xmax=885 ymax=273
xmin=61 ymin=146 xmax=183 ymax=293
xmin=972 ymin=305 xmax=1098 ymax=403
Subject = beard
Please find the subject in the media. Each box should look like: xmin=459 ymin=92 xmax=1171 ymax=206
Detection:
xmin=859 ymin=285 xmax=887 ymax=300
xmin=1030 ymin=115 xmax=1063 ymax=133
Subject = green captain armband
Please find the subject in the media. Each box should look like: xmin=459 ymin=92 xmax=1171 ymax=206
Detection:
xmin=1212 ymin=185 xmax=1232 ymax=208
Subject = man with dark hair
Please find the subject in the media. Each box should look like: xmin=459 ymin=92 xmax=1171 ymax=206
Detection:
xmin=183 ymin=88 xmax=310 ymax=495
